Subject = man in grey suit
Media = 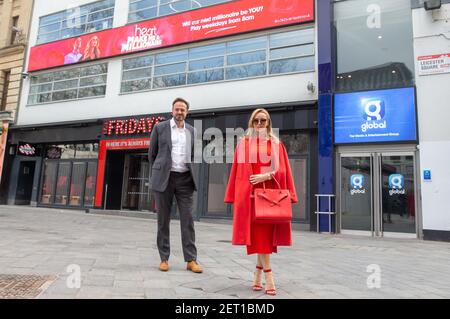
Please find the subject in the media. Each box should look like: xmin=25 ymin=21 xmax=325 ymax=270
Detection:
xmin=148 ymin=97 xmax=202 ymax=273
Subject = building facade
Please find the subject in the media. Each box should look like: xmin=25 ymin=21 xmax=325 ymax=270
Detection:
xmin=411 ymin=0 xmax=450 ymax=241
xmin=0 ymin=0 xmax=34 ymax=197
xmin=6 ymin=0 xmax=318 ymax=230
xmin=4 ymin=0 xmax=450 ymax=241
xmin=317 ymin=0 xmax=449 ymax=241
xmin=331 ymin=0 xmax=419 ymax=239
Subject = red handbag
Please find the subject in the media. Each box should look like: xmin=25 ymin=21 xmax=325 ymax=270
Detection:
xmin=252 ymin=176 xmax=292 ymax=224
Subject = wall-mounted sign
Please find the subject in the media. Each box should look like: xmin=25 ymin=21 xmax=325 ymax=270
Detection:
xmin=28 ymin=0 xmax=314 ymax=71
xmin=17 ymin=142 xmax=38 ymax=157
xmin=388 ymin=174 xmax=405 ymax=196
xmin=417 ymin=53 xmax=450 ymax=76
xmin=423 ymin=169 xmax=432 ymax=182
xmin=102 ymin=116 xmax=165 ymax=137
xmin=46 ymin=147 xmax=62 ymax=159
xmin=334 ymin=87 xmax=417 ymax=144
xmin=350 ymin=174 xmax=366 ymax=195
xmin=103 ymin=138 xmax=150 ymax=150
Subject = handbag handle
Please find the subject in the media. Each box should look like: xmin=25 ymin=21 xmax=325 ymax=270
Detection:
xmin=261 ymin=173 xmax=281 ymax=191
xmin=251 ymin=172 xmax=282 ymax=194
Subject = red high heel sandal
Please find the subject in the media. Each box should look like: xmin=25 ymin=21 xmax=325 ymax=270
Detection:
xmin=264 ymin=269 xmax=276 ymax=296
xmin=252 ymin=266 xmax=263 ymax=291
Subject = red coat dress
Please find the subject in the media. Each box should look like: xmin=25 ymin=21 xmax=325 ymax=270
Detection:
xmin=224 ymin=137 xmax=298 ymax=253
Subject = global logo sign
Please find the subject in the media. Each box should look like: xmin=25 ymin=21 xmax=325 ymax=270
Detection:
xmin=334 ymin=87 xmax=417 ymax=144
xmin=350 ymin=174 xmax=366 ymax=195
xmin=389 ymin=174 xmax=406 ymax=196
xmin=361 ymin=99 xmax=387 ymax=132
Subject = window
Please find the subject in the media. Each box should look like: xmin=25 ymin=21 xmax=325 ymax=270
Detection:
xmin=40 ymin=162 xmax=58 ymax=204
xmin=128 ymin=0 xmax=232 ymax=23
xmin=37 ymin=0 xmax=115 ymax=44
xmin=280 ymin=132 xmax=309 ymax=156
xmin=269 ymin=29 xmax=315 ymax=75
xmin=121 ymin=28 xmax=315 ymax=93
xmin=226 ymin=37 xmax=267 ymax=80
xmin=154 ymin=49 xmax=188 ymax=88
xmin=69 ymin=162 xmax=87 ymax=206
xmin=280 ymin=132 xmax=310 ymax=222
xmin=334 ymin=0 xmax=415 ymax=92
xmin=1 ymin=70 xmax=10 ymax=111
xmin=28 ymin=64 xmax=108 ymax=105
xmin=206 ymin=135 xmax=234 ymax=217
xmin=40 ymin=156 xmax=98 ymax=208
xmin=45 ymin=144 xmax=99 ymax=159
xmin=55 ymin=162 xmax=71 ymax=205
xmin=10 ymin=16 xmax=19 ymax=45
xmin=75 ymin=143 xmax=99 ymax=158
xmin=84 ymin=162 xmax=97 ymax=207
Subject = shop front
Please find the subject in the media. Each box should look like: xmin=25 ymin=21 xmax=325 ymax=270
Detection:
xmin=39 ymin=144 xmax=99 ymax=208
xmin=94 ymin=115 xmax=166 ymax=211
xmin=189 ymin=103 xmax=317 ymax=227
xmin=6 ymin=102 xmax=317 ymax=229
xmin=5 ymin=121 xmax=102 ymax=208
xmin=93 ymin=103 xmax=317 ymax=228
xmin=330 ymin=0 xmax=421 ymax=237
xmin=334 ymin=87 xmax=421 ymax=238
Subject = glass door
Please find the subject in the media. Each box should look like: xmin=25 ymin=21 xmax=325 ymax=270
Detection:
xmin=339 ymin=154 xmax=373 ymax=235
xmin=122 ymin=154 xmax=152 ymax=211
xmin=380 ymin=154 xmax=416 ymax=235
xmin=338 ymin=152 xmax=418 ymax=238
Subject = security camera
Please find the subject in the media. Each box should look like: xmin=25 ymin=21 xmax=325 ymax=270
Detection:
xmin=424 ymin=0 xmax=441 ymax=10
xmin=21 ymin=72 xmax=29 ymax=79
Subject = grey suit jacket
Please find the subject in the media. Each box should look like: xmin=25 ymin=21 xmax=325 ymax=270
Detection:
xmin=148 ymin=119 xmax=198 ymax=192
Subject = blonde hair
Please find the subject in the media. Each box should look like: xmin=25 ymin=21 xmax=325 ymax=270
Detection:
xmin=84 ymin=36 xmax=101 ymax=60
xmin=246 ymin=108 xmax=279 ymax=142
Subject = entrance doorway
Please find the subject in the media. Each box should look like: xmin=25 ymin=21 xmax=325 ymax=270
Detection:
xmin=15 ymin=161 xmax=35 ymax=205
xmin=104 ymin=151 xmax=125 ymax=210
xmin=104 ymin=151 xmax=153 ymax=211
xmin=337 ymin=150 xmax=419 ymax=238
xmin=122 ymin=153 xmax=152 ymax=211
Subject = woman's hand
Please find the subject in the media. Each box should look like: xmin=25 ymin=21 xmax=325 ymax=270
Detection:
xmin=250 ymin=173 xmax=271 ymax=185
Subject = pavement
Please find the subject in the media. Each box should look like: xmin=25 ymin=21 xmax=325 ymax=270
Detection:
xmin=0 ymin=205 xmax=449 ymax=299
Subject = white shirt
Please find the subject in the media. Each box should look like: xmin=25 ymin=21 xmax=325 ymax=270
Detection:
xmin=170 ymin=118 xmax=189 ymax=173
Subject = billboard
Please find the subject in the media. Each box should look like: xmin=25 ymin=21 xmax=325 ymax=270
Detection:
xmin=334 ymin=87 xmax=417 ymax=144
xmin=28 ymin=0 xmax=314 ymax=72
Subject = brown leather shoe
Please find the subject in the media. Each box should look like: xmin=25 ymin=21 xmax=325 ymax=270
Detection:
xmin=186 ymin=261 xmax=203 ymax=273
xmin=159 ymin=261 xmax=169 ymax=271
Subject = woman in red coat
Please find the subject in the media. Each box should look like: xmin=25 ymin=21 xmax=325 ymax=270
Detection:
xmin=224 ymin=108 xmax=298 ymax=296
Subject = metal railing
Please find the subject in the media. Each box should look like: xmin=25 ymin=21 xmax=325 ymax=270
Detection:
xmin=314 ymin=194 xmax=336 ymax=234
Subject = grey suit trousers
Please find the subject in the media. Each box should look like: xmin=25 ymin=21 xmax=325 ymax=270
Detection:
xmin=153 ymin=171 xmax=197 ymax=262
